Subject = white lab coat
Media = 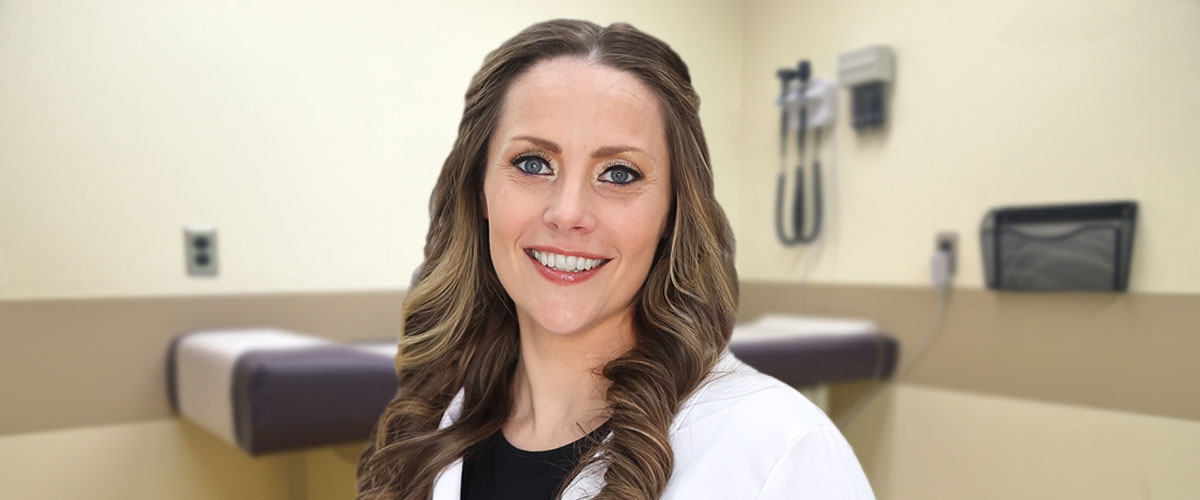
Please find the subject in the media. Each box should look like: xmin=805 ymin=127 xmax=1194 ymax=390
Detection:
xmin=430 ymin=350 xmax=876 ymax=500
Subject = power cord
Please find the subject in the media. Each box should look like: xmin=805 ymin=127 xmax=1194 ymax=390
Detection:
xmin=795 ymin=127 xmax=834 ymax=310
xmin=834 ymin=246 xmax=954 ymax=428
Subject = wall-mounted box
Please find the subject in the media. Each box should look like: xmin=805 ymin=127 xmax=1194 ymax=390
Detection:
xmin=981 ymin=201 xmax=1137 ymax=292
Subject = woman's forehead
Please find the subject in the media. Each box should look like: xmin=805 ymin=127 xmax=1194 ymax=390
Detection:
xmin=493 ymin=58 xmax=667 ymax=158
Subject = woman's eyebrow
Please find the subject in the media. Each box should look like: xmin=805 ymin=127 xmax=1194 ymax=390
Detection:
xmin=511 ymin=135 xmax=647 ymax=159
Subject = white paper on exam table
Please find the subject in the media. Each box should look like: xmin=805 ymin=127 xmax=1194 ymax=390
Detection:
xmin=731 ymin=314 xmax=878 ymax=343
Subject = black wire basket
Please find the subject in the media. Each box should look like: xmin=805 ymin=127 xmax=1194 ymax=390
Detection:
xmin=980 ymin=201 xmax=1137 ymax=292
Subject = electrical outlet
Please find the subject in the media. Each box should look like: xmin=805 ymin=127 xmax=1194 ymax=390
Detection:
xmin=184 ymin=226 xmax=218 ymax=277
xmin=935 ymin=231 xmax=958 ymax=276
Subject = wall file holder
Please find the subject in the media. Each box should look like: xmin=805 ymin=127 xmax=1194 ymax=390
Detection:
xmin=981 ymin=201 xmax=1137 ymax=292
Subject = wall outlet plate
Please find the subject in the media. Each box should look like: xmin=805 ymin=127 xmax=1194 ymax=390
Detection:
xmin=184 ymin=226 xmax=218 ymax=277
xmin=936 ymin=231 xmax=958 ymax=275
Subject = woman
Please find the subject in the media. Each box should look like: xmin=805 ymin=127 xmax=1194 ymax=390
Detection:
xmin=357 ymin=19 xmax=874 ymax=500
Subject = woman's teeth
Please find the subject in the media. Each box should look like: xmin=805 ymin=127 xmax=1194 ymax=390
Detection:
xmin=530 ymin=250 xmax=604 ymax=273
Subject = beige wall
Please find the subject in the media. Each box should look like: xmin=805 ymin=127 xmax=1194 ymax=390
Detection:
xmin=844 ymin=384 xmax=1200 ymax=500
xmin=735 ymin=2 xmax=1200 ymax=498
xmin=0 ymin=0 xmax=743 ymax=300
xmin=0 ymin=419 xmax=307 ymax=500
xmin=738 ymin=0 xmax=1200 ymax=293
xmin=0 ymin=416 xmax=365 ymax=500
xmin=306 ymin=442 xmax=366 ymax=500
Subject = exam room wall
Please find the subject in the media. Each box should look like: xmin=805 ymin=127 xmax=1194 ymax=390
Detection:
xmin=0 ymin=0 xmax=744 ymax=301
xmin=0 ymin=1 xmax=742 ymax=499
xmin=738 ymin=1 xmax=1200 ymax=498
xmin=737 ymin=0 xmax=1200 ymax=294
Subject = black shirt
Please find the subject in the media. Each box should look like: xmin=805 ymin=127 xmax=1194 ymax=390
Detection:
xmin=461 ymin=423 xmax=609 ymax=500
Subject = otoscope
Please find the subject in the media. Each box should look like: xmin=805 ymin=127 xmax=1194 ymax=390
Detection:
xmin=775 ymin=60 xmax=823 ymax=246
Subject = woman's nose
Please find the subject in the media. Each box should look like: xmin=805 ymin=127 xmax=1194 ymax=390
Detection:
xmin=542 ymin=172 xmax=597 ymax=234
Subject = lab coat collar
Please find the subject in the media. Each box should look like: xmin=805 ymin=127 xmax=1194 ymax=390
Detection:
xmin=430 ymin=390 xmax=465 ymax=500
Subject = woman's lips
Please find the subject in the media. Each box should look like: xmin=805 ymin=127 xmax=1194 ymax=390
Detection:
xmin=524 ymin=250 xmax=610 ymax=285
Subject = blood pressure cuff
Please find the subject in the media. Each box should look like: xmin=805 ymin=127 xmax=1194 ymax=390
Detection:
xmin=167 ymin=329 xmax=398 ymax=455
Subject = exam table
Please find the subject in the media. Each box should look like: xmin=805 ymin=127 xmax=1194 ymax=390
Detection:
xmin=167 ymin=318 xmax=896 ymax=455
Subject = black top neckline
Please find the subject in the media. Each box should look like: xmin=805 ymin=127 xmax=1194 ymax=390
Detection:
xmin=496 ymin=420 xmax=611 ymax=456
xmin=460 ymin=420 xmax=611 ymax=500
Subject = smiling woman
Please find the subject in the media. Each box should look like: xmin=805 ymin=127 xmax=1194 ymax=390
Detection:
xmin=356 ymin=19 xmax=873 ymax=500
xmin=484 ymin=57 xmax=672 ymax=333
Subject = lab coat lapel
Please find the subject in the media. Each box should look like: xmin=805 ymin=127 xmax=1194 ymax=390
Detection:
xmin=431 ymin=390 xmax=466 ymax=500
xmin=431 ymin=458 xmax=463 ymax=500
xmin=559 ymin=457 xmax=607 ymax=500
xmin=558 ymin=351 xmax=728 ymax=500
xmin=558 ymin=427 xmax=613 ymax=500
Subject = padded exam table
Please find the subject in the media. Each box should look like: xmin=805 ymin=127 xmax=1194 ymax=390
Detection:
xmin=167 ymin=316 xmax=896 ymax=455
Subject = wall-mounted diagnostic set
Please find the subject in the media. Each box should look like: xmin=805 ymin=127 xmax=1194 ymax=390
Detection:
xmin=774 ymin=45 xmax=896 ymax=248
xmin=775 ymin=61 xmax=836 ymax=245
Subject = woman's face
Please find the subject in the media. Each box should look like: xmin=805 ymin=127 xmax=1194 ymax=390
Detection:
xmin=482 ymin=57 xmax=672 ymax=338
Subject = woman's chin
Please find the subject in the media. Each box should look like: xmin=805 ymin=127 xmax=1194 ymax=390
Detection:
xmin=532 ymin=314 xmax=594 ymax=337
xmin=523 ymin=304 xmax=605 ymax=337
xmin=517 ymin=296 xmax=633 ymax=339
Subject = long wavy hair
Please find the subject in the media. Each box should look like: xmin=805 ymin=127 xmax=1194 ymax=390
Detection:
xmin=357 ymin=19 xmax=738 ymax=500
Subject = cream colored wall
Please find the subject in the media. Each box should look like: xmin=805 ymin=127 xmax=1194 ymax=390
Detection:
xmin=844 ymin=384 xmax=1200 ymax=500
xmin=738 ymin=0 xmax=1200 ymax=293
xmin=737 ymin=2 xmax=1200 ymax=498
xmin=0 ymin=0 xmax=743 ymax=301
xmin=0 ymin=419 xmax=307 ymax=500
xmin=305 ymin=443 xmax=366 ymax=500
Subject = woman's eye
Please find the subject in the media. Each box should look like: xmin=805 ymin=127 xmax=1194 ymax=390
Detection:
xmin=600 ymin=165 xmax=641 ymax=185
xmin=513 ymin=155 xmax=551 ymax=175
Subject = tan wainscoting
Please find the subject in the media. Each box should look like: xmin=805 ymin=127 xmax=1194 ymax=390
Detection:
xmin=3 ymin=281 xmax=1196 ymax=437
xmin=738 ymin=282 xmax=1200 ymax=422
xmin=0 ymin=290 xmax=408 ymax=436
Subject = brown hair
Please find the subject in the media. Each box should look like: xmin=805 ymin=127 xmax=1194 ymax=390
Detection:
xmin=357 ymin=19 xmax=738 ymax=500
